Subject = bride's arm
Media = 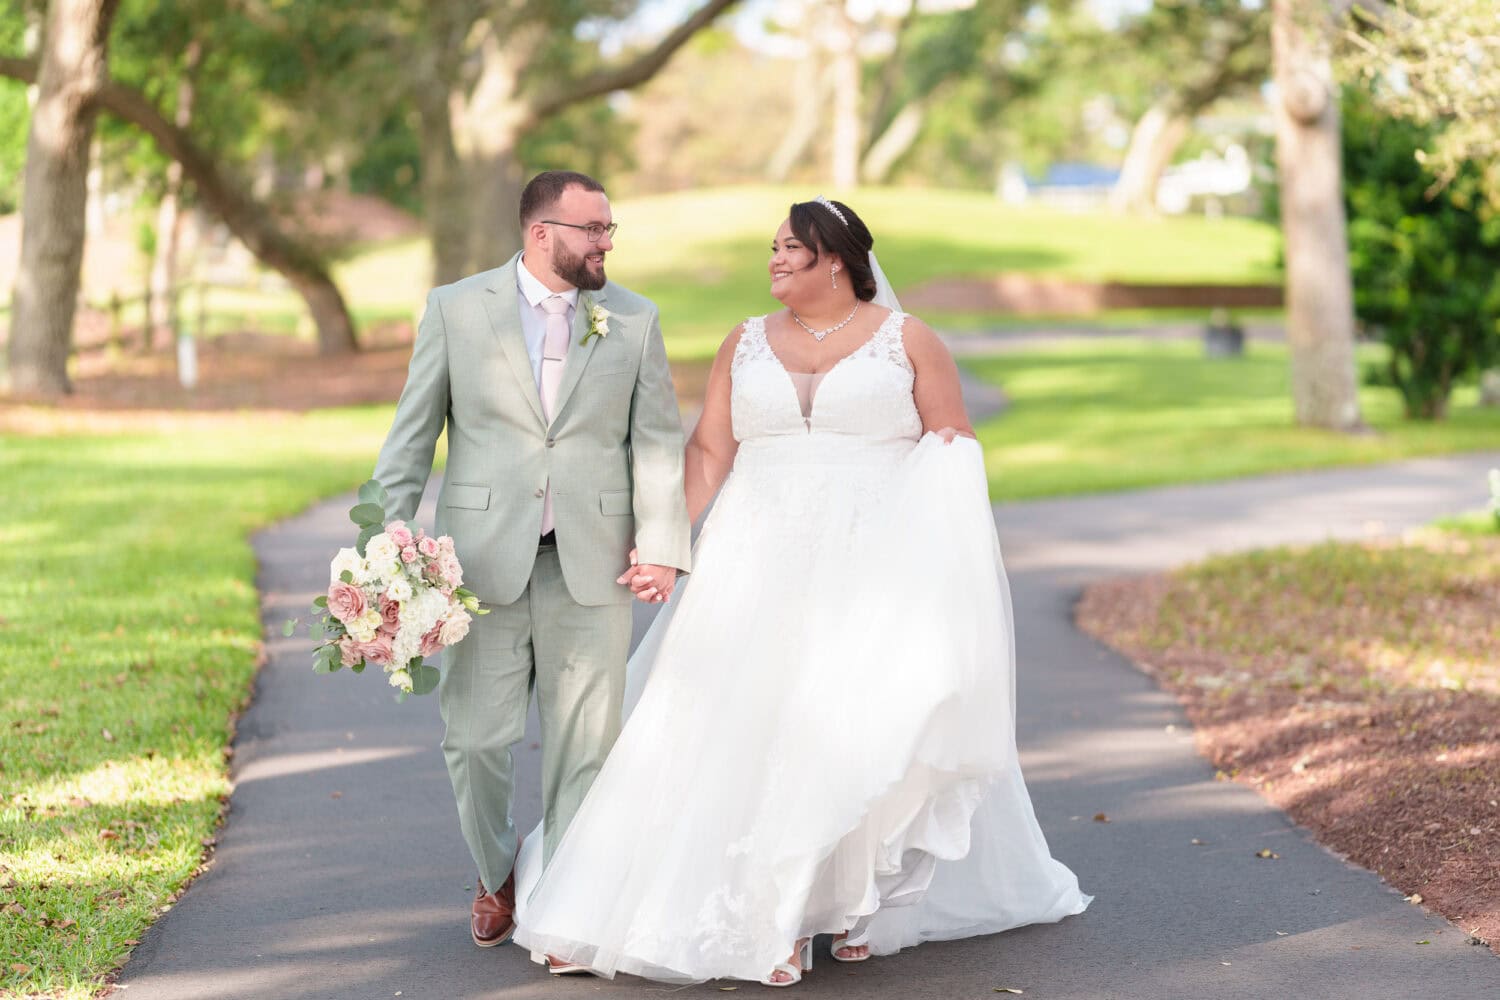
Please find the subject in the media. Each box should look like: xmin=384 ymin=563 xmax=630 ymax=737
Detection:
xmin=905 ymin=316 xmax=977 ymax=442
xmin=683 ymin=326 xmax=744 ymax=523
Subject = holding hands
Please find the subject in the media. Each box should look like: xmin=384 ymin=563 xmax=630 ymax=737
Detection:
xmin=617 ymin=548 xmax=676 ymax=603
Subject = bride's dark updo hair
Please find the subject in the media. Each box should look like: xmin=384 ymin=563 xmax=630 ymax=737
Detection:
xmin=787 ymin=198 xmax=877 ymax=302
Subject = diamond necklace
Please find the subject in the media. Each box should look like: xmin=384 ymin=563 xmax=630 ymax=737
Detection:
xmin=790 ymin=301 xmax=860 ymax=342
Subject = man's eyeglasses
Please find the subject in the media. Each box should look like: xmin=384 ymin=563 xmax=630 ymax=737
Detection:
xmin=542 ymin=220 xmax=618 ymax=243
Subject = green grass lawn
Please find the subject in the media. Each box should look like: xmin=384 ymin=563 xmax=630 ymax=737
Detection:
xmin=967 ymin=339 xmax=1500 ymax=501
xmin=149 ymin=185 xmax=1283 ymax=361
xmin=0 ymin=409 xmax=402 ymax=999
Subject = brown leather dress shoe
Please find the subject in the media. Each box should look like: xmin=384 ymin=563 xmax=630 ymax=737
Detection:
xmin=470 ymin=868 xmax=516 ymax=948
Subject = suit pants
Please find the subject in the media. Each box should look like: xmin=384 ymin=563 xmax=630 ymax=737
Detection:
xmin=437 ymin=544 xmax=632 ymax=891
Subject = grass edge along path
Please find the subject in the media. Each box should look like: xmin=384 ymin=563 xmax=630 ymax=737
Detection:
xmin=1075 ymin=526 xmax=1500 ymax=953
xmin=0 ymin=407 xmax=402 ymax=999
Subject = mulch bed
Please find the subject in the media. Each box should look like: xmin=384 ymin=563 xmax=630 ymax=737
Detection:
xmin=1076 ymin=534 xmax=1500 ymax=954
xmin=2 ymin=326 xmax=711 ymax=429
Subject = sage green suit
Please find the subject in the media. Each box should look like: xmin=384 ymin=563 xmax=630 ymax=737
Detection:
xmin=372 ymin=253 xmax=691 ymax=890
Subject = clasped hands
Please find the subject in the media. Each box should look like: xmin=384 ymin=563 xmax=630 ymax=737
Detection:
xmin=617 ymin=548 xmax=676 ymax=603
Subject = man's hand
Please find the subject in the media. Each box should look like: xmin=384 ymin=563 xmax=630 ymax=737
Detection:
xmin=616 ymin=548 xmax=677 ymax=603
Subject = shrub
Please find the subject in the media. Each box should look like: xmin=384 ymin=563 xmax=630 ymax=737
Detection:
xmin=1342 ymin=86 xmax=1500 ymax=419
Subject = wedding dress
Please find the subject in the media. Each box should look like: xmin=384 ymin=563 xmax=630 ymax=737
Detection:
xmin=512 ymin=309 xmax=1090 ymax=983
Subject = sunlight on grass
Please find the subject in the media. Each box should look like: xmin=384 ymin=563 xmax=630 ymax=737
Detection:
xmin=0 ymin=409 xmax=399 ymax=998
xmin=967 ymin=339 xmax=1500 ymax=501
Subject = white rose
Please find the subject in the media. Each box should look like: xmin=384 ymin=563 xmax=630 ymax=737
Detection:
xmin=439 ymin=608 xmax=472 ymax=646
xmin=329 ymin=547 xmax=362 ymax=583
xmin=365 ymin=533 xmax=399 ymax=566
xmin=388 ymin=669 xmax=413 ymax=692
xmin=386 ymin=576 xmax=414 ymax=603
xmin=348 ymin=607 xmax=382 ymax=643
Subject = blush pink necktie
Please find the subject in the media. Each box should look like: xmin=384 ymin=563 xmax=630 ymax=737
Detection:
xmin=538 ymin=295 xmax=571 ymax=536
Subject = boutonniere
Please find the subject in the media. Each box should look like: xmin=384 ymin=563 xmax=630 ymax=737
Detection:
xmin=583 ymin=301 xmax=612 ymax=346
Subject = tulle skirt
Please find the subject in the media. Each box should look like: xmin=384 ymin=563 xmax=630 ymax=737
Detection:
xmin=512 ymin=433 xmax=1090 ymax=982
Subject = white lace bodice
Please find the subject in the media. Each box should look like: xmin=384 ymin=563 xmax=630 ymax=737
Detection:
xmin=730 ymin=310 xmax=922 ymax=444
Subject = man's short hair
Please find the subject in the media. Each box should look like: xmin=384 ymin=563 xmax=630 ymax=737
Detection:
xmin=519 ymin=170 xmax=607 ymax=229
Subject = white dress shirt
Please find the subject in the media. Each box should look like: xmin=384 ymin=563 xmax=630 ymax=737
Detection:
xmin=516 ymin=254 xmax=579 ymax=389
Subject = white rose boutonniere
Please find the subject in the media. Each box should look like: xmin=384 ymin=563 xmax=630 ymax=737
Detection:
xmin=584 ymin=302 xmax=612 ymax=346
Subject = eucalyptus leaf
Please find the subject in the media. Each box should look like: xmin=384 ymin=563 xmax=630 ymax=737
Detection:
xmin=410 ymin=662 xmax=441 ymax=696
xmin=313 ymin=659 xmax=334 ymax=675
xmin=358 ymin=479 xmax=389 ymax=507
xmin=356 ymin=523 xmax=380 ymax=557
xmin=352 ymin=661 xmax=365 ymax=674
xmin=340 ymin=569 xmax=354 ymax=584
xmin=349 ymin=502 xmax=385 ymax=527
xmin=313 ymin=595 xmax=328 ymax=608
xmin=282 ymin=619 xmax=297 ymax=637
xmin=393 ymin=689 xmax=409 ymax=704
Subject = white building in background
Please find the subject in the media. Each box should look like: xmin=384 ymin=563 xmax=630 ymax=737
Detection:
xmin=1155 ymin=143 xmax=1254 ymax=216
xmin=997 ymin=142 xmax=1255 ymax=217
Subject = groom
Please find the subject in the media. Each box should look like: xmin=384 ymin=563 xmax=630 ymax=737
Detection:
xmin=372 ymin=170 xmax=691 ymax=954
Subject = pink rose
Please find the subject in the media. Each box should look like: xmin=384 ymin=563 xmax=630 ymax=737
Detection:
xmin=338 ymin=636 xmax=363 ymax=667
xmin=401 ymin=546 xmax=418 ymax=564
xmin=386 ymin=521 xmax=414 ymax=549
xmin=439 ymin=554 xmax=463 ymax=588
xmin=356 ymin=634 xmax=395 ymax=666
xmin=418 ymin=536 xmax=440 ymax=558
xmin=377 ymin=596 xmax=401 ymax=636
xmin=327 ymin=581 xmax=367 ymax=624
xmin=438 ymin=535 xmax=455 ymax=555
xmin=419 ymin=624 xmax=444 ymax=658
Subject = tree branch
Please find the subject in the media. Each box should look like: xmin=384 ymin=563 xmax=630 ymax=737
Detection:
xmin=0 ymin=54 xmax=358 ymax=352
xmin=524 ymin=0 xmax=740 ymax=126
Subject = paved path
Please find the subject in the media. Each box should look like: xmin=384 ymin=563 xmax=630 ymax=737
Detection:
xmin=117 ymin=446 xmax=1500 ymax=1000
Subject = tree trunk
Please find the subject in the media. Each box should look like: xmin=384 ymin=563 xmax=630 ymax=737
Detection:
xmin=829 ymin=4 xmax=860 ymax=190
xmin=449 ymin=22 xmax=530 ymax=275
xmin=861 ymin=100 xmax=925 ymax=183
xmin=415 ymin=88 xmax=467 ymax=287
xmin=1270 ymin=0 xmax=1362 ymax=430
xmin=1110 ymin=101 xmax=1191 ymax=214
xmin=767 ymin=57 xmax=825 ymax=182
xmin=146 ymin=39 xmax=199 ymax=352
xmin=464 ymin=146 xmax=523 ymax=273
xmin=7 ymin=0 xmax=120 ymax=396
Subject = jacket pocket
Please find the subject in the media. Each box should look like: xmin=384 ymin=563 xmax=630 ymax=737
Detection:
xmin=599 ymin=489 xmax=633 ymax=516
xmin=445 ymin=483 xmax=491 ymax=511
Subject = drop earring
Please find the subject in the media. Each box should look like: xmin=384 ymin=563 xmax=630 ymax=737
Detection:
xmin=831 ymin=265 xmax=839 ymax=290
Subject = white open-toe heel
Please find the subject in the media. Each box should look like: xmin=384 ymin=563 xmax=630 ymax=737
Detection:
xmin=830 ymin=929 xmax=872 ymax=963
xmin=760 ymin=937 xmax=813 ymax=987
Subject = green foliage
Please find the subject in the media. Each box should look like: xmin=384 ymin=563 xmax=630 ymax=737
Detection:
xmin=0 ymin=5 xmax=30 ymax=213
xmin=1342 ymin=85 xmax=1500 ymax=419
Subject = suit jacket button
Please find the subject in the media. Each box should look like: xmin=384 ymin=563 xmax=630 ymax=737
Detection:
xmin=546 ymin=437 xmax=556 ymax=448
xmin=533 ymin=488 xmax=544 ymax=498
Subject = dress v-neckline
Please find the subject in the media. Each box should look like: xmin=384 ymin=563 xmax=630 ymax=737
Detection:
xmin=762 ymin=310 xmax=902 ymax=429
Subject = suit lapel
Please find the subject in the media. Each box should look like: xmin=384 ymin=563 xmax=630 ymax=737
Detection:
xmin=550 ymin=288 xmax=605 ymax=425
xmin=481 ymin=254 xmax=546 ymax=427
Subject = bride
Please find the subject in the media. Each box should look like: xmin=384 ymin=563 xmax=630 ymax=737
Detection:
xmin=512 ymin=197 xmax=1090 ymax=985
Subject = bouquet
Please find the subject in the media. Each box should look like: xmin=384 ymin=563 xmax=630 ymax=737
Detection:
xmin=286 ymin=480 xmax=486 ymax=699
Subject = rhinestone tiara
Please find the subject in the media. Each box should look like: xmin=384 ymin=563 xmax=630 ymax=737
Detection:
xmin=813 ymin=195 xmax=849 ymax=226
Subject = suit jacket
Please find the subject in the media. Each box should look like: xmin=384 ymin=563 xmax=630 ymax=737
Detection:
xmin=372 ymin=253 xmax=692 ymax=607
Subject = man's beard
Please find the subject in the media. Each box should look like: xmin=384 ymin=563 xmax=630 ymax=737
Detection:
xmin=552 ymin=243 xmax=607 ymax=291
